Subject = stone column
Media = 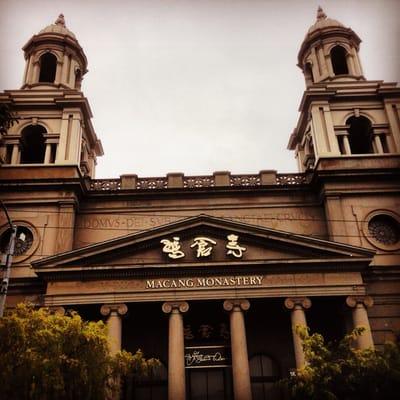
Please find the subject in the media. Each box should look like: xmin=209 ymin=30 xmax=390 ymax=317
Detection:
xmin=373 ymin=134 xmax=384 ymax=154
xmin=162 ymin=301 xmax=189 ymax=400
xmin=100 ymin=303 xmax=128 ymax=355
xmin=61 ymin=53 xmax=70 ymax=85
xmin=284 ymin=297 xmax=312 ymax=369
xmin=223 ymin=299 xmax=252 ymax=400
xmin=342 ymin=134 xmax=351 ymax=155
xmin=346 ymin=296 xmax=374 ymax=349
xmin=11 ymin=144 xmax=20 ymax=164
xmin=32 ymin=61 xmax=40 ymax=83
xmin=44 ymin=143 xmax=52 ymax=163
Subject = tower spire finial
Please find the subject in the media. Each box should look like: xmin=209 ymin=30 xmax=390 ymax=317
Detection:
xmin=55 ymin=14 xmax=66 ymax=28
xmin=316 ymin=6 xmax=327 ymax=21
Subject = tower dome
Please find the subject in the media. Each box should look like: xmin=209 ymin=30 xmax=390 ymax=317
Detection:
xmin=306 ymin=7 xmax=344 ymax=35
xmin=22 ymin=14 xmax=88 ymax=90
xmin=38 ymin=14 xmax=77 ymax=39
xmin=298 ymin=7 xmax=363 ymax=86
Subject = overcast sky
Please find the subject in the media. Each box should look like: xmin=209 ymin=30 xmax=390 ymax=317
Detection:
xmin=0 ymin=0 xmax=399 ymax=178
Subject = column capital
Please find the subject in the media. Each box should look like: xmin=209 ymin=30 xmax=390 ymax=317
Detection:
xmin=346 ymin=296 xmax=374 ymax=309
xmin=100 ymin=303 xmax=128 ymax=317
xmin=162 ymin=301 xmax=189 ymax=314
xmin=284 ymin=297 xmax=312 ymax=310
xmin=223 ymin=299 xmax=250 ymax=312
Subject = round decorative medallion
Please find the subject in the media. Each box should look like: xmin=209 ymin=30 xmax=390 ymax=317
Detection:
xmin=368 ymin=215 xmax=400 ymax=246
xmin=0 ymin=226 xmax=34 ymax=256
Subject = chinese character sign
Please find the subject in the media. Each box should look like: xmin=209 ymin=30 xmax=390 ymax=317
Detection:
xmin=160 ymin=237 xmax=185 ymax=259
xmin=160 ymin=233 xmax=246 ymax=259
xmin=226 ymin=234 xmax=246 ymax=258
xmin=190 ymin=237 xmax=217 ymax=258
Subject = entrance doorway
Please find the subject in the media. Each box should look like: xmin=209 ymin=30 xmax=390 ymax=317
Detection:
xmin=187 ymin=368 xmax=232 ymax=400
xmin=184 ymin=301 xmax=233 ymax=400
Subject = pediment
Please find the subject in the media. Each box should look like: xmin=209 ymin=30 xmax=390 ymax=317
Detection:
xmin=33 ymin=214 xmax=374 ymax=278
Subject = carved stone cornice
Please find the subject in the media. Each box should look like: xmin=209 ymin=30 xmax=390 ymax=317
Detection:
xmin=162 ymin=301 xmax=189 ymax=314
xmin=346 ymin=295 xmax=374 ymax=308
xmin=223 ymin=299 xmax=250 ymax=312
xmin=100 ymin=303 xmax=128 ymax=317
xmin=284 ymin=297 xmax=312 ymax=310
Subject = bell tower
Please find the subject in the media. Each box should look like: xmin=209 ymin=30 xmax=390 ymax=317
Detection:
xmin=0 ymin=14 xmax=103 ymax=178
xmin=22 ymin=14 xmax=87 ymax=90
xmin=288 ymin=7 xmax=400 ymax=172
xmin=298 ymin=7 xmax=364 ymax=86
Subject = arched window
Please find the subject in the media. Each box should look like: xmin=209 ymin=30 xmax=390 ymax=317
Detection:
xmin=39 ymin=53 xmax=57 ymax=83
xmin=250 ymin=354 xmax=281 ymax=400
xmin=304 ymin=63 xmax=314 ymax=86
xmin=20 ymin=125 xmax=46 ymax=163
xmin=346 ymin=116 xmax=373 ymax=154
xmin=331 ymin=46 xmax=349 ymax=75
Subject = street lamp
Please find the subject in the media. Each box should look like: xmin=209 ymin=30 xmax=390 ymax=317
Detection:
xmin=0 ymin=201 xmax=18 ymax=317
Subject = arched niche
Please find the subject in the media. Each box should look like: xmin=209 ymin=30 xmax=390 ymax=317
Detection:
xmin=330 ymin=45 xmax=349 ymax=75
xmin=346 ymin=115 xmax=373 ymax=154
xmin=38 ymin=52 xmax=57 ymax=83
xmin=20 ymin=124 xmax=46 ymax=163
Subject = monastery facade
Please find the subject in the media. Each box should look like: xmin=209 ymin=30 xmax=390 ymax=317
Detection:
xmin=1 ymin=8 xmax=399 ymax=400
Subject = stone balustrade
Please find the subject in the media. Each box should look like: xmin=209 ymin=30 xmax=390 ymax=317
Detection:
xmin=88 ymin=171 xmax=309 ymax=191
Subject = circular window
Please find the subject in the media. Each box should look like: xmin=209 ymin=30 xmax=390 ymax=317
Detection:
xmin=0 ymin=226 xmax=34 ymax=256
xmin=368 ymin=215 xmax=400 ymax=246
xmin=363 ymin=212 xmax=400 ymax=251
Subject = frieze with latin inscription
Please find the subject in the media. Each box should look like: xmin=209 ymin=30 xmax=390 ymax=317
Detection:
xmin=75 ymin=210 xmax=326 ymax=243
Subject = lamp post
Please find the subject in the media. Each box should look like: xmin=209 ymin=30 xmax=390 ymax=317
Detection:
xmin=0 ymin=201 xmax=17 ymax=317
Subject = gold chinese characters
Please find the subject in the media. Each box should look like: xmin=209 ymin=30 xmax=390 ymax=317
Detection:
xmin=160 ymin=234 xmax=247 ymax=259
xmin=226 ymin=234 xmax=246 ymax=258
xmin=160 ymin=236 xmax=185 ymax=259
xmin=190 ymin=237 xmax=217 ymax=257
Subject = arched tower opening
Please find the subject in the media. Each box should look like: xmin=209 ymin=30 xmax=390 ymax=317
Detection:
xmin=38 ymin=53 xmax=57 ymax=83
xmin=20 ymin=125 xmax=46 ymax=163
xmin=346 ymin=116 xmax=373 ymax=154
xmin=331 ymin=46 xmax=349 ymax=75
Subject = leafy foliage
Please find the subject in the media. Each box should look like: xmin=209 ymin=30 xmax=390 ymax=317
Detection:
xmin=282 ymin=326 xmax=400 ymax=400
xmin=0 ymin=103 xmax=18 ymax=133
xmin=0 ymin=303 xmax=160 ymax=400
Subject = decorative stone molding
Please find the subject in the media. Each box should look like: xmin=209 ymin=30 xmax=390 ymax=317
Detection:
xmin=162 ymin=301 xmax=189 ymax=314
xmin=284 ymin=297 xmax=312 ymax=310
xmin=346 ymin=295 xmax=374 ymax=309
xmin=88 ymin=172 xmax=309 ymax=191
xmin=100 ymin=303 xmax=128 ymax=317
xmin=223 ymin=299 xmax=250 ymax=312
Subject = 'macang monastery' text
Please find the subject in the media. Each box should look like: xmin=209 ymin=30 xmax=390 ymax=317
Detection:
xmin=146 ymin=275 xmax=263 ymax=289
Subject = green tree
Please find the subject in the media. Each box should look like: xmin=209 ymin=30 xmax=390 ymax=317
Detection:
xmin=0 ymin=103 xmax=18 ymax=134
xmin=282 ymin=326 xmax=400 ymax=400
xmin=0 ymin=303 xmax=160 ymax=400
